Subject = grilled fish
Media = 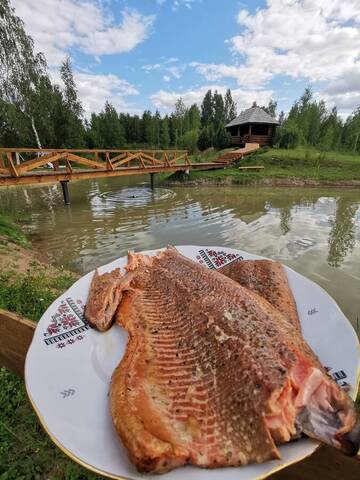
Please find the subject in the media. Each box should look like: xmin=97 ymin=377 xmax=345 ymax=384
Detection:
xmin=84 ymin=268 xmax=133 ymax=331
xmin=219 ymin=259 xmax=300 ymax=330
xmin=94 ymin=248 xmax=359 ymax=473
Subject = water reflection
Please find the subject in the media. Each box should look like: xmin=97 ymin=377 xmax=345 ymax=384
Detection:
xmin=0 ymin=178 xmax=359 ymax=330
xmin=328 ymin=198 xmax=358 ymax=267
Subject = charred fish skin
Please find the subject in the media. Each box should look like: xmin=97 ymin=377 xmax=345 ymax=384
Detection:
xmin=219 ymin=259 xmax=301 ymax=331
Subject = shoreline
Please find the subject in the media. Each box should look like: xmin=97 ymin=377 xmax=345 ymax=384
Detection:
xmin=164 ymin=176 xmax=360 ymax=188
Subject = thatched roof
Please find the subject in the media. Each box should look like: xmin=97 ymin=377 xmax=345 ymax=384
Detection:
xmin=226 ymin=106 xmax=280 ymax=127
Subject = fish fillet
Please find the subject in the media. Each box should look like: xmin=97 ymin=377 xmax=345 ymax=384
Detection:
xmin=100 ymin=248 xmax=360 ymax=473
xmin=219 ymin=259 xmax=300 ymax=330
xmin=85 ymin=268 xmax=133 ymax=331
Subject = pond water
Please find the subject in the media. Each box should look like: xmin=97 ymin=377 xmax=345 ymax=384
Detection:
xmin=2 ymin=176 xmax=360 ymax=332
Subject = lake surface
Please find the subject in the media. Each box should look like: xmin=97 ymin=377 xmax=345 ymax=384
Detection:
xmin=2 ymin=177 xmax=359 ymax=332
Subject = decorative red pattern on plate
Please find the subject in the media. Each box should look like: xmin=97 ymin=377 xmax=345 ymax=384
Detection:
xmin=196 ymin=248 xmax=243 ymax=269
xmin=43 ymin=298 xmax=91 ymax=348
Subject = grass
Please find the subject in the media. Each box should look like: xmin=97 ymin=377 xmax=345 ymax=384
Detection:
xmin=0 ymin=214 xmax=103 ymax=479
xmin=166 ymin=146 xmax=360 ymax=184
xmin=0 ymin=263 xmax=75 ymax=322
xmin=0 ymin=213 xmax=29 ymax=247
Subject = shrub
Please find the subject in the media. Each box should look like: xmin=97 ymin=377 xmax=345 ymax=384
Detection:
xmin=180 ymin=129 xmax=199 ymax=154
xmin=276 ymin=120 xmax=302 ymax=149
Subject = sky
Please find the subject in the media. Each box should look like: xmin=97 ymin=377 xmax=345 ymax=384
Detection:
xmin=11 ymin=0 xmax=360 ymax=118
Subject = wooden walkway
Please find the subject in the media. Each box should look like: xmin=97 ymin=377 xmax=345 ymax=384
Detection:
xmin=0 ymin=148 xmax=224 ymax=187
xmin=215 ymin=143 xmax=260 ymax=165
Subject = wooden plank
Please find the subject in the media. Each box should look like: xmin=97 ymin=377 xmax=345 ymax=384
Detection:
xmin=0 ymin=152 xmax=5 ymax=168
xmin=6 ymin=153 xmax=19 ymax=177
xmin=0 ymin=163 xmax=224 ymax=186
xmin=0 ymin=309 xmax=36 ymax=377
xmin=139 ymin=151 xmax=164 ymax=165
xmin=110 ymin=152 xmax=128 ymax=166
xmin=65 ymin=160 xmax=73 ymax=173
xmin=65 ymin=153 xmax=106 ymax=170
xmin=238 ymin=166 xmax=264 ymax=171
xmin=106 ymin=152 xmax=114 ymax=171
xmin=17 ymin=152 xmax=63 ymax=174
xmin=113 ymin=152 xmax=141 ymax=168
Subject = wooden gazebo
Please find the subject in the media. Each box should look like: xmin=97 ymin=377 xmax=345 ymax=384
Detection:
xmin=226 ymin=106 xmax=279 ymax=146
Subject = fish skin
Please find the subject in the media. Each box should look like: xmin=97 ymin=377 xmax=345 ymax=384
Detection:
xmin=108 ymin=248 xmax=359 ymax=473
xmin=84 ymin=268 xmax=133 ymax=331
xmin=219 ymin=259 xmax=301 ymax=331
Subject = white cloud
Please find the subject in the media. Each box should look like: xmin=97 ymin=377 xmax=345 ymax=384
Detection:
xmin=141 ymin=59 xmax=186 ymax=79
xmin=12 ymin=0 xmax=155 ymax=64
xmin=163 ymin=75 xmax=171 ymax=82
xmin=52 ymin=71 xmax=139 ymax=116
xmin=150 ymin=85 xmax=273 ymax=110
xmin=190 ymin=1 xmax=360 ymax=114
xmin=156 ymin=0 xmax=202 ymax=9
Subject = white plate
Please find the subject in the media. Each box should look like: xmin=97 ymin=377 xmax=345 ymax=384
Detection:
xmin=25 ymin=246 xmax=360 ymax=480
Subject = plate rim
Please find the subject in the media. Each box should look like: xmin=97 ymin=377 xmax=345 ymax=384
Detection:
xmin=24 ymin=245 xmax=360 ymax=479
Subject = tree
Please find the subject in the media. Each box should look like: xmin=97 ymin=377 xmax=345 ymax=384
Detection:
xmin=94 ymin=102 xmax=125 ymax=148
xmin=224 ymin=89 xmax=237 ymax=123
xmin=174 ymin=98 xmax=186 ymax=138
xmin=142 ymin=110 xmax=156 ymax=146
xmin=278 ymin=110 xmax=285 ymax=125
xmin=213 ymin=91 xmax=225 ymax=129
xmin=201 ymin=90 xmax=213 ymax=127
xmin=263 ymin=99 xmax=277 ymax=117
xmin=214 ymin=125 xmax=231 ymax=149
xmin=60 ymin=57 xmax=83 ymax=118
xmin=160 ymin=116 xmax=170 ymax=149
xmin=187 ymin=104 xmax=201 ymax=131
xmin=276 ymin=120 xmax=302 ymax=149
xmin=58 ymin=57 xmax=84 ymax=147
xmin=180 ymin=130 xmax=199 ymax=154
xmin=0 ymin=0 xmax=49 ymax=147
xmin=197 ymin=127 xmax=212 ymax=151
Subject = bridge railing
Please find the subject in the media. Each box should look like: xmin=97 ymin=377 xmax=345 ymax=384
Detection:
xmin=0 ymin=148 xmax=190 ymax=178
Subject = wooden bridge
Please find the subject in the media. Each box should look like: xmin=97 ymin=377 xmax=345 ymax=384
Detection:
xmin=0 ymin=147 xmax=226 ymax=203
xmin=0 ymin=146 xmax=260 ymax=203
xmin=0 ymin=147 xmax=227 ymax=186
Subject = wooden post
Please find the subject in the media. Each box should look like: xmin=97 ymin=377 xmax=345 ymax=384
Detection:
xmin=60 ymin=180 xmax=70 ymax=205
xmin=6 ymin=152 xmax=19 ymax=177
xmin=150 ymin=172 xmax=155 ymax=190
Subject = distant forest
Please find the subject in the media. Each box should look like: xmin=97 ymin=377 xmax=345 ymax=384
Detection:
xmin=1 ymin=0 xmax=360 ymax=153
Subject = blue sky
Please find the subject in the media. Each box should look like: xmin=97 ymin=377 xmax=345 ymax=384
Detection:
xmin=12 ymin=0 xmax=360 ymax=117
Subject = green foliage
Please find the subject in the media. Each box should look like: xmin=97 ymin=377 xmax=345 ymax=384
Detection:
xmin=276 ymin=120 xmax=302 ymax=149
xmin=160 ymin=115 xmax=170 ymax=149
xmin=0 ymin=264 xmax=74 ymax=321
xmin=180 ymin=129 xmax=199 ymax=154
xmin=0 ymin=214 xmax=28 ymax=246
xmin=213 ymin=90 xmax=225 ymax=129
xmin=214 ymin=125 xmax=231 ymax=149
xmin=201 ymin=89 xmax=214 ymax=127
xmin=224 ymin=89 xmax=237 ymax=123
xmin=187 ymin=104 xmax=201 ymax=131
xmin=197 ymin=126 xmax=213 ymax=151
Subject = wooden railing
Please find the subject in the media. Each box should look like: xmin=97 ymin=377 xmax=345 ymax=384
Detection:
xmin=0 ymin=148 xmax=190 ymax=178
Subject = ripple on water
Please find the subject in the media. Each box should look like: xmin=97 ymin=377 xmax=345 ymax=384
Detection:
xmin=90 ymin=187 xmax=176 ymax=211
